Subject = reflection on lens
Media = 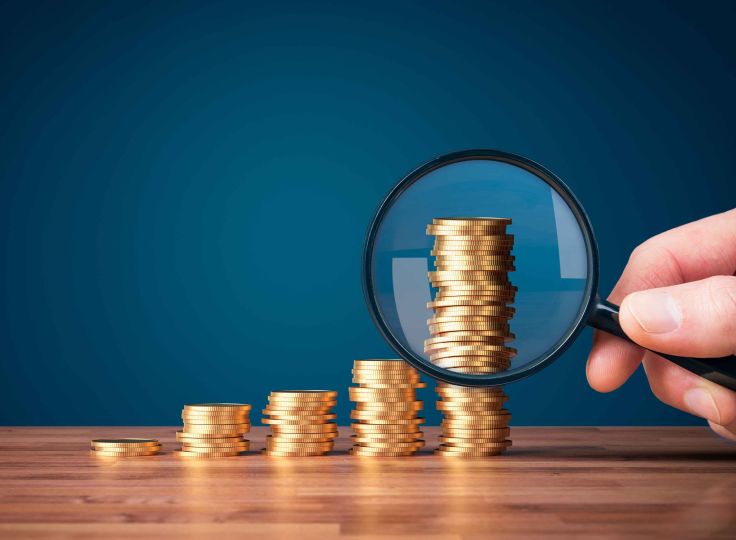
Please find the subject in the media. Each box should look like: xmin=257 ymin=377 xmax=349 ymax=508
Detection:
xmin=368 ymin=154 xmax=592 ymax=381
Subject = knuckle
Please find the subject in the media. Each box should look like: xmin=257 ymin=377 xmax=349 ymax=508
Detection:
xmin=626 ymin=242 xmax=684 ymax=291
xmin=704 ymin=276 xmax=736 ymax=339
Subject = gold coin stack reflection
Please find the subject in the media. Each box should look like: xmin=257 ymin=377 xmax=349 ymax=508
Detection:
xmin=177 ymin=403 xmax=251 ymax=457
xmin=349 ymin=359 xmax=426 ymax=456
xmin=91 ymin=438 xmax=161 ymax=457
xmin=262 ymin=390 xmax=338 ymax=456
xmin=425 ymin=217 xmax=515 ymax=456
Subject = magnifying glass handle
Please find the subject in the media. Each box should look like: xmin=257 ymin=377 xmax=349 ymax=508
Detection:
xmin=589 ymin=297 xmax=736 ymax=392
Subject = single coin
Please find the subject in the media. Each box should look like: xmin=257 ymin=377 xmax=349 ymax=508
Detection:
xmin=182 ymin=442 xmax=249 ymax=451
xmin=268 ymin=431 xmax=336 ymax=439
xmin=425 ymin=334 xmax=509 ymax=346
xmin=427 ymin=227 xmax=508 ymax=237
xmin=269 ymin=390 xmax=337 ymax=399
xmin=261 ymin=450 xmax=330 ymax=457
xmin=176 ymin=431 xmax=245 ymax=441
xmin=351 ymin=370 xmax=419 ymax=378
xmin=429 ymin=322 xmax=510 ymax=332
xmin=184 ymin=403 xmax=251 ymax=412
xmin=429 ymin=269 xmax=514 ymax=280
xmin=349 ymin=448 xmax=418 ymax=457
xmin=349 ymin=387 xmax=416 ymax=395
xmin=441 ymin=419 xmax=511 ymax=429
xmin=262 ymin=418 xmax=335 ymax=425
xmin=355 ymin=401 xmax=423 ymax=411
xmin=354 ymin=382 xmax=426 ymax=390
xmin=440 ymin=366 xmax=508 ymax=374
xmin=437 ymin=401 xmax=506 ymax=411
xmin=178 ymin=450 xmax=244 ymax=457
xmin=263 ymin=413 xmax=336 ymax=420
xmin=350 ymin=417 xmax=425 ymax=425
xmin=433 ymin=217 xmax=512 ymax=226
xmin=91 ymin=443 xmax=162 ymax=453
xmin=433 ymin=253 xmax=514 ymax=262
xmin=181 ymin=440 xmax=250 ymax=448
xmin=427 ymin=331 xmax=514 ymax=343
xmin=182 ymin=424 xmax=249 ymax=433
xmin=91 ymin=439 xmax=159 ymax=447
xmin=429 ymin=343 xmax=515 ymax=355
xmin=354 ymin=440 xmax=425 ymax=449
xmin=350 ymin=410 xmax=419 ymax=420
xmin=92 ymin=450 xmax=160 ymax=457
xmin=440 ymin=429 xmax=510 ymax=441
xmin=265 ymin=440 xmax=334 ymax=449
xmin=351 ymin=423 xmax=423 ymax=433
xmin=351 ymin=433 xmax=423 ymax=442
xmin=431 ymin=358 xmax=511 ymax=369
xmin=181 ymin=416 xmax=250 ymax=425
xmin=353 ymin=359 xmax=407 ymax=367
xmin=269 ymin=423 xmax=338 ymax=433
xmin=433 ymin=305 xmax=516 ymax=316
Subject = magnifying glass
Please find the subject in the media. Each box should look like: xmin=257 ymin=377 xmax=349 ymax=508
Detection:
xmin=362 ymin=149 xmax=736 ymax=390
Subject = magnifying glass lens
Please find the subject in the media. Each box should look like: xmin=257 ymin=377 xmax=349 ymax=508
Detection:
xmin=368 ymin=156 xmax=594 ymax=383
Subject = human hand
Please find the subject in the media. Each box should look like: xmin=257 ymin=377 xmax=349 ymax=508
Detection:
xmin=586 ymin=209 xmax=736 ymax=440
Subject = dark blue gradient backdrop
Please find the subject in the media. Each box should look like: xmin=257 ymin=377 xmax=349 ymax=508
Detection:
xmin=1 ymin=0 xmax=734 ymax=426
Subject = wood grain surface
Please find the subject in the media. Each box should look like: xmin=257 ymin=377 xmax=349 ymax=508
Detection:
xmin=0 ymin=426 xmax=734 ymax=539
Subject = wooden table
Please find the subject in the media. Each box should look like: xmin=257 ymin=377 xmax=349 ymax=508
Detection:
xmin=0 ymin=427 xmax=734 ymax=539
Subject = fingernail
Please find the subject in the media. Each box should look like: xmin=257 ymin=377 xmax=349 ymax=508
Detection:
xmin=627 ymin=290 xmax=682 ymax=333
xmin=684 ymin=387 xmax=721 ymax=423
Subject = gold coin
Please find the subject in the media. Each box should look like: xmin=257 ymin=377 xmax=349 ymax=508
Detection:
xmin=92 ymin=450 xmax=160 ymax=457
xmin=425 ymin=342 xmax=511 ymax=356
xmin=354 ymin=382 xmax=425 ymax=390
xmin=349 ymin=387 xmax=416 ymax=395
xmin=182 ymin=443 xmax=249 ymax=452
xmin=433 ymin=217 xmax=512 ymax=226
xmin=431 ymin=358 xmax=511 ymax=370
xmin=442 ymin=366 xmax=508 ymax=374
xmin=433 ymin=253 xmax=514 ymax=261
xmin=433 ymin=305 xmax=515 ymax=316
xmin=261 ymin=450 xmax=330 ymax=457
xmin=349 ymin=448 xmax=418 ymax=457
xmin=268 ymin=434 xmax=336 ymax=442
xmin=268 ymin=390 xmax=337 ymax=399
xmin=429 ymin=268 xmax=514 ymax=281
xmin=355 ymin=401 xmax=423 ymax=411
xmin=266 ymin=441 xmax=334 ymax=450
xmin=427 ymin=227 xmax=508 ymax=237
xmin=182 ymin=423 xmax=249 ymax=433
xmin=176 ymin=431 xmax=244 ymax=440
xmin=352 ymin=417 xmax=425 ymax=426
xmin=425 ymin=334 xmax=510 ymax=345
xmin=351 ymin=423 xmax=422 ymax=433
xmin=184 ymin=403 xmax=251 ymax=412
xmin=181 ymin=440 xmax=250 ymax=448
xmin=433 ymin=282 xmax=517 ymax=291
xmin=263 ymin=412 xmax=336 ymax=420
xmin=265 ymin=402 xmax=337 ymax=411
xmin=429 ymin=343 xmax=515 ymax=355
xmin=440 ymin=428 xmax=509 ymax=440
xmin=351 ymin=370 xmax=419 ymax=378
xmin=441 ymin=419 xmax=511 ymax=429
xmin=429 ymin=323 xmax=510 ymax=333
xmin=91 ymin=439 xmax=159 ymax=447
xmin=354 ymin=440 xmax=425 ymax=449
xmin=426 ymin=332 xmax=514 ymax=344
xmin=350 ymin=410 xmax=419 ymax=420
xmin=178 ymin=450 xmax=244 ymax=457
xmin=182 ymin=416 xmax=250 ymax=425
xmin=262 ymin=418 xmax=335 ymax=426
xmin=437 ymin=400 xmax=506 ymax=411
xmin=436 ymin=383 xmax=505 ymax=393
xmin=351 ymin=432 xmax=423 ymax=441
xmin=269 ymin=423 xmax=338 ymax=433
xmin=353 ymin=359 xmax=407 ymax=367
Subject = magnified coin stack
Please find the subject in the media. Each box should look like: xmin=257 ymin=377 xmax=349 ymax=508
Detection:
xmin=349 ymin=359 xmax=426 ymax=456
xmin=425 ymin=217 xmax=515 ymax=456
xmin=262 ymin=390 xmax=338 ymax=456
xmin=91 ymin=438 xmax=161 ymax=457
xmin=177 ymin=403 xmax=251 ymax=457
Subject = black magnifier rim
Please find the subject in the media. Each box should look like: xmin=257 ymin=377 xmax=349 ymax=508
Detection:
xmin=362 ymin=149 xmax=599 ymax=386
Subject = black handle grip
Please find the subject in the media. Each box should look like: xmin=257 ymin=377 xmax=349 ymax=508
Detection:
xmin=588 ymin=297 xmax=736 ymax=391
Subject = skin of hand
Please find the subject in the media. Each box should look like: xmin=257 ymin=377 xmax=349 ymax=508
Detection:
xmin=586 ymin=208 xmax=736 ymax=440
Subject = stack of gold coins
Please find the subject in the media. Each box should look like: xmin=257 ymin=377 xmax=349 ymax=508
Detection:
xmin=349 ymin=359 xmax=426 ymax=457
xmin=425 ymin=217 xmax=515 ymax=457
xmin=177 ymin=403 xmax=251 ymax=457
xmin=262 ymin=390 xmax=338 ymax=456
xmin=91 ymin=438 xmax=161 ymax=457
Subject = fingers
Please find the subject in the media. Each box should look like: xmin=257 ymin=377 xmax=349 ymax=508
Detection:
xmin=708 ymin=420 xmax=736 ymax=442
xmin=588 ymin=209 xmax=736 ymax=393
xmin=586 ymin=331 xmax=644 ymax=392
xmin=619 ymin=276 xmax=736 ymax=357
xmin=642 ymin=352 xmax=736 ymax=434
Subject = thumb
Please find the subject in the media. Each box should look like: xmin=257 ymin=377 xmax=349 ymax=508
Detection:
xmin=619 ymin=275 xmax=736 ymax=357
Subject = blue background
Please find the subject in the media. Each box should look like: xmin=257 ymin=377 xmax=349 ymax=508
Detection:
xmin=1 ymin=0 xmax=734 ymax=426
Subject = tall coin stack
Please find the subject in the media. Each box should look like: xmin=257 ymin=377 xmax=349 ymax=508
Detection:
xmin=262 ymin=390 xmax=338 ymax=456
xmin=425 ymin=217 xmax=515 ymax=457
xmin=177 ymin=403 xmax=251 ymax=457
xmin=349 ymin=359 xmax=426 ymax=457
